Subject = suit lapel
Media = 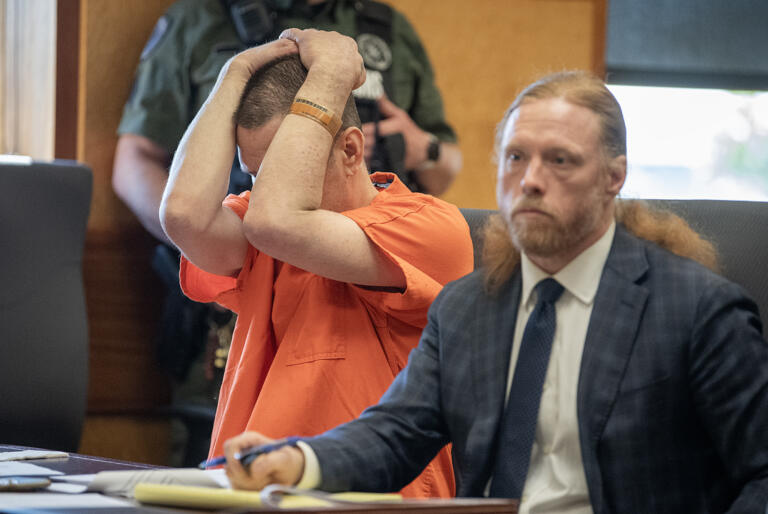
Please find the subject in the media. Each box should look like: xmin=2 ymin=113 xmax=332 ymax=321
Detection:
xmin=467 ymin=272 xmax=522 ymax=491
xmin=577 ymin=226 xmax=649 ymax=513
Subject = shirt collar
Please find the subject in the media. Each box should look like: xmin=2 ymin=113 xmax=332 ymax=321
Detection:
xmin=370 ymin=172 xmax=407 ymax=193
xmin=520 ymin=220 xmax=615 ymax=307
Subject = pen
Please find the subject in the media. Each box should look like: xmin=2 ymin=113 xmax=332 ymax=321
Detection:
xmin=198 ymin=436 xmax=301 ymax=469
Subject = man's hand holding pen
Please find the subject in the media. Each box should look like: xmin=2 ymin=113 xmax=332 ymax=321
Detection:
xmin=218 ymin=432 xmax=305 ymax=490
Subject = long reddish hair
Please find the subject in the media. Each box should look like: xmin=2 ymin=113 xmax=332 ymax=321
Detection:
xmin=482 ymin=200 xmax=718 ymax=293
xmin=483 ymin=71 xmax=717 ymax=292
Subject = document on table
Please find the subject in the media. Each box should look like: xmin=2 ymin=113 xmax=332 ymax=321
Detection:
xmin=0 ymin=450 xmax=68 ymax=462
xmin=0 ymin=493 xmax=133 ymax=509
xmin=51 ymin=468 xmax=229 ymax=496
xmin=0 ymin=462 xmax=63 ymax=477
xmin=48 ymin=468 xmax=401 ymax=510
xmin=133 ymin=483 xmax=402 ymax=510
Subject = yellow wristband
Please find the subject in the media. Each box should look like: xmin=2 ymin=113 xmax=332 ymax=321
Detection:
xmin=290 ymin=98 xmax=342 ymax=138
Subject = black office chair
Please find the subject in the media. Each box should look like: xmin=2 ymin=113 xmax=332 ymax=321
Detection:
xmin=0 ymin=160 xmax=92 ymax=451
xmin=460 ymin=200 xmax=768 ymax=326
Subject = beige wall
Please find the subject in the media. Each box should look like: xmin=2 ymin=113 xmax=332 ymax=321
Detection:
xmin=70 ymin=0 xmax=604 ymax=463
xmin=388 ymin=0 xmax=605 ymax=209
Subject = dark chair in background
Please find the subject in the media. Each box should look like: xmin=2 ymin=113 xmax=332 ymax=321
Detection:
xmin=459 ymin=200 xmax=768 ymax=326
xmin=0 ymin=160 xmax=92 ymax=451
xmin=459 ymin=208 xmax=495 ymax=270
xmin=649 ymin=199 xmax=768 ymax=327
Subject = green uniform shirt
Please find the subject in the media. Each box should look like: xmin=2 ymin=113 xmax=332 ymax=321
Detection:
xmin=118 ymin=0 xmax=457 ymax=157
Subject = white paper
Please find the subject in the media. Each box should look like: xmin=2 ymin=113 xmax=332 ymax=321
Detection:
xmin=48 ymin=474 xmax=96 ymax=494
xmin=0 ymin=492 xmax=132 ymax=508
xmin=46 ymin=481 xmax=89 ymax=494
xmin=51 ymin=474 xmax=95 ymax=485
xmin=51 ymin=468 xmax=229 ymax=497
xmin=0 ymin=462 xmax=63 ymax=477
xmin=206 ymin=468 xmax=230 ymax=488
xmin=0 ymin=450 xmax=68 ymax=462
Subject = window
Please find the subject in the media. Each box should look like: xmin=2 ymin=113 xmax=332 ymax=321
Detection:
xmin=609 ymin=85 xmax=768 ymax=201
xmin=605 ymin=0 xmax=768 ymax=201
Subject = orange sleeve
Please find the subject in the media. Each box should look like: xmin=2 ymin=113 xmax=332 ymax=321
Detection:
xmin=179 ymin=192 xmax=255 ymax=314
xmin=343 ymin=193 xmax=473 ymax=327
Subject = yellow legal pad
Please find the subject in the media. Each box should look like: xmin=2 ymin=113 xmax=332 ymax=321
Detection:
xmin=134 ymin=483 xmax=402 ymax=510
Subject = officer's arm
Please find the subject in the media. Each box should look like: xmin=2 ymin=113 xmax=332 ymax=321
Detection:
xmin=411 ymin=140 xmax=462 ymax=197
xmin=362 ymin=97 xmax=461 ymax=196
xmin=112 ymin=134 xmax=174 ymax=245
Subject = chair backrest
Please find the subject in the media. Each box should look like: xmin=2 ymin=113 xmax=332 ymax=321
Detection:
xmin=459 ymin=208 xmax=496 ymax=270
xmin=649 ymin=199 xmax=768 ymax=327
xmin=460 ymin=201 xmax=768 ymax=326
xmin=0 ymin=160 xmax=92 ymax=451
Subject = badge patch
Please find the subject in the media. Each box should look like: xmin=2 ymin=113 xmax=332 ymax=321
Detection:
xmin=140 ymin=15 xmax=172 ymax=61
xmin=357 ymin=33 xmax=392 ymax=72
xmin=354 ymin=70 xmax=385 ymax=100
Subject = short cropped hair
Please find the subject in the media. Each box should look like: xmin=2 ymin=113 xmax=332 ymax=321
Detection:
xmin=234 ymin=54 xmax=361 ymax=136
xmin=495 ymin=71 xmax=627 ymax=161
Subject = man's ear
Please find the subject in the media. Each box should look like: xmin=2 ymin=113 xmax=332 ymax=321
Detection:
xmin=605 ymin=154 xmax=627 ymax=196
xmin=336 ymin=127 xmax=365 ymax=176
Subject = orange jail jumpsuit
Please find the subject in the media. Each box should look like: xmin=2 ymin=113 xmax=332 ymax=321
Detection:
xmin=180 ymin=173 xmax=474 ymax=497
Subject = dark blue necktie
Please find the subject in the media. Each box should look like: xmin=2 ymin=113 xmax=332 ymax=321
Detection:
xmin=489 ymin=278 xmax=564 ymax=498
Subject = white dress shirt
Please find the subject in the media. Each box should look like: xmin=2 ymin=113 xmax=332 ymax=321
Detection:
xmin=299 ymin=222 xmax=616 ymax=506
xmin=496 ymin=221 xmax=615 ymax=513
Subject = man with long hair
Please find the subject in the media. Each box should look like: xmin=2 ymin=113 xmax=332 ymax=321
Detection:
xmin=224 ymin=71 xmax=768 ymax=513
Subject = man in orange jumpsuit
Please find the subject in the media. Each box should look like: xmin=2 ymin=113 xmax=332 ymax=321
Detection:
xmin=160 ymin=30 xmax=473 ymax=498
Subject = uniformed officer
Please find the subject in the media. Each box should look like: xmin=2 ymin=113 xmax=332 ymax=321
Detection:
xmin=112 ymin=0 xmax=461 ymax=467
xmin=115 ymin=0 xmax=460 ymax=201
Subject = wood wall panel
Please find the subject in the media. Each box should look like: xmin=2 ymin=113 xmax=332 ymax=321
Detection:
xmin=73 ymin=0 xmax=176 ymax=459
xmin=387 ymin=0 xmax=605 ymax=209
xmin=74 ymin=0 xmax=175 ymax=413
xmin=78 ymin=414 xmax=170 ymax=465
xmin=78 ymin=0 xmax=175 ymax=233
xmin=56 ymin=0 xmax=80 ymax=159
xmin=83 ymin=229 xmax=166 ymax=412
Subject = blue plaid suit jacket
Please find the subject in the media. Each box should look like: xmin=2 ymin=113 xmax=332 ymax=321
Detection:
xmin=307 ymin=225 xmax=768 ymax=513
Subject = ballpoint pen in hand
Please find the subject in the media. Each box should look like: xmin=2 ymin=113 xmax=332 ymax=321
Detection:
xmin=198 ymin=436 xmax=301 ymax=469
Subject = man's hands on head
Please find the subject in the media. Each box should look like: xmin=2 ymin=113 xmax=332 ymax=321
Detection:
xmin=223 ymin=432 xmax=305 ymax=491
xmin=225 ymin=38 xmax=298 ymax=83
xmin=161 ymin=39 xmax=296 ymax=277
xmin=237 ymin=28 xmax=406 ymax=290
xmin=279 ymin=28 xmax=366 ymax=93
